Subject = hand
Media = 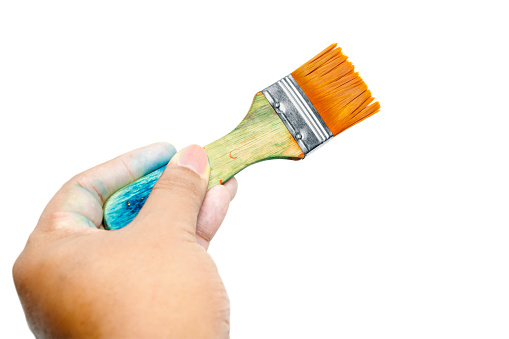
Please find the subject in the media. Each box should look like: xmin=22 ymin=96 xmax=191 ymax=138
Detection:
xmin=13 ymin=143 xmax=237 ymax=338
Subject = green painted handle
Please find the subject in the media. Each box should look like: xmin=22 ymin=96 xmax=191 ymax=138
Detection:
xmin=103 ymin=92 xmax=304 ymax=230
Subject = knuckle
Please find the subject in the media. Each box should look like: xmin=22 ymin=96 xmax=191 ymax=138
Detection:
xmin=12 ymin=254 xmax=26 ymax=285
xmin=12 ymin=248 xmax=37 ymax=288
xmin=196 ymin=227 xmax=213 ymax=243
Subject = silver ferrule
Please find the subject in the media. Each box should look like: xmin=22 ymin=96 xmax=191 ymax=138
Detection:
xmin=262 ymin=74 xmax=333 ymax=156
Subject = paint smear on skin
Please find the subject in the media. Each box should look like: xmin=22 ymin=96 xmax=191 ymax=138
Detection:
xmin=220 ymin=180 xmax=223 ymax=184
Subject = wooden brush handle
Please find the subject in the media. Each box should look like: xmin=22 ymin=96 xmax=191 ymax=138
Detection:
xmin=103 ymin=92 xmax=304 ymax=230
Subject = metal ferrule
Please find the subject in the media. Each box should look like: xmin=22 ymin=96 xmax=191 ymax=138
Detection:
xmin=262 ymin=74 xmax=333 ymax=156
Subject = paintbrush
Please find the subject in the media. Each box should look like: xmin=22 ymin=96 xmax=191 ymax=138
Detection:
xmin=103 ymin=44 xmax=380 ymax=230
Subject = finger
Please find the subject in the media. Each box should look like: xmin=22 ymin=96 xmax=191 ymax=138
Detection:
xmin=195 ymin=185 xmax=231 ymax=250
xmin=136 ymin=144 xmax=210 ymax=238
xmin=223 ymin=176 xmax=238 ymax=201
xmin=38 ymin=143 xmax=176 ymax=231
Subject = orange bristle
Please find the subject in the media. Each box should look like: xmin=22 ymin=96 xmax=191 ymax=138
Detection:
xmin=291 ymin=43 xmax=380 ymax=136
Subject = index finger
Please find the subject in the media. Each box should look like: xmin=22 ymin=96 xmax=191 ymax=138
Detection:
xmin=37 ymin=142 xmax=176 ymax=231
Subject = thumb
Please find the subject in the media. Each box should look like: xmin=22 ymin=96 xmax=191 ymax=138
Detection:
xmin=135 ymin=144 xmax=210 ymax=238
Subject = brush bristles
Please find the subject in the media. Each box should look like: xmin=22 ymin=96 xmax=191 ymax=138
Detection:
xmin=291 ymin=44 xmax=380 ymax=136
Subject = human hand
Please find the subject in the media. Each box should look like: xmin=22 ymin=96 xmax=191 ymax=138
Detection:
xmin=13 ymin=143 xmax=237 ymax=338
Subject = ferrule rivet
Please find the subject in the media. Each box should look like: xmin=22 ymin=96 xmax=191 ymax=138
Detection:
xmin=295 ymin=132 xmax=302 ymax=140
xmin=274 ymin=101 xmax=280 ymax=108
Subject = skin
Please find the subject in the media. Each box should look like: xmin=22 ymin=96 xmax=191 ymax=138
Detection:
xmin=13 ymin=143 xmax=237 ymax=338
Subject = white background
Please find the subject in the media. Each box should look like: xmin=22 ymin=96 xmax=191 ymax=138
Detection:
xmin=1 ymin=1 xmax=508 ymax=337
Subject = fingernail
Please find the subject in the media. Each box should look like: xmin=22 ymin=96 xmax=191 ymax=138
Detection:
xmin=177 ymin=145 xmax=209 ymax=177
